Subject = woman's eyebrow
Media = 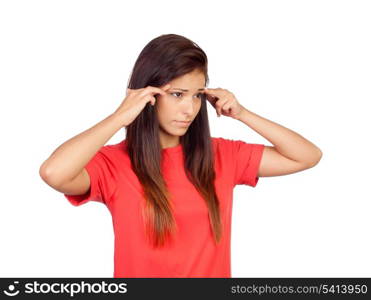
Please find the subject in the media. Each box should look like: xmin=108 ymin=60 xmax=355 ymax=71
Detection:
xmin=171 ymin=88 xmax=205 ymax=91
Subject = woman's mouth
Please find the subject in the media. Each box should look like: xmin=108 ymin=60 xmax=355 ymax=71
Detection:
xmin=174 ymin=120 xmax=191 ymax=127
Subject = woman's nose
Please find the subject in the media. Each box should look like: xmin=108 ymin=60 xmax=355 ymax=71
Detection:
xmin=181 ymin=97 xmax=197 ymax=114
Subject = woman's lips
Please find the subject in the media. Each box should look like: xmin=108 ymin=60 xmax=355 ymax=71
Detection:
xmin=174 ymin=120 xmax=191 ymax=127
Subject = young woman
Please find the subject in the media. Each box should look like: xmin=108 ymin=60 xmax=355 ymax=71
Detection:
xmin=39 ymin=33 xmax=322 ymax=278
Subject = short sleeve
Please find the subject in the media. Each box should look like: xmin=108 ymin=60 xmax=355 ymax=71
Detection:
xmin=232 ymin=139 xmax=265 ymax=187
xmin=64 ymin=146 xmax=117 ymax=207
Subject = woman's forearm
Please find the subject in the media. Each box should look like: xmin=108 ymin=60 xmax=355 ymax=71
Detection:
xmin=39 ymin=113 xmax=126 ymax=187
xmin=236 ymin=107 xmax=322 ymax=165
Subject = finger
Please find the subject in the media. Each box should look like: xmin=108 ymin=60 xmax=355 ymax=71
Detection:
xmin=142 ymin=85 xmax=170 ymax=97
xmin=150 ymin=95 xmax=156 ymax=106
xmin=213 ymin=100 xmax=222 ymax=117
xmin=160 ymin=83 xmax=171 ymax=91
xmin=126 ymin=87 xmax=139 ymax=96
xmin=203 ymin=87 xmax=217 ymax=97
xmin=221 ymin=103 xmax=232 ymax=115
xmin=204 ymin=90 xmax=221 ymax=106
xmin=204 ymin=87 xmax=222 ymax=92
xmin=205 ymin=93 xmax=218 ymax=106
xmin=144 ymin=94 xmax=157 ymax=106
xmin=207 ymin=98 xmax=218 ymax=111
xmin=216 ymin=99 xmax=230 ymax=117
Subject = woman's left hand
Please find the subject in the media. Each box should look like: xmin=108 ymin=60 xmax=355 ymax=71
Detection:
xmin=203 ymin=87 xmax=245 ymax=119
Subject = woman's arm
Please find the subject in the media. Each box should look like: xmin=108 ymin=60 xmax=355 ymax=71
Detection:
xmin=203 ymin=87 xmax=322 ymax=177
xmin=39 ymin=113 xmax=126 ymax=188
xmin=236 ymin=108 xmax=323 ymax=177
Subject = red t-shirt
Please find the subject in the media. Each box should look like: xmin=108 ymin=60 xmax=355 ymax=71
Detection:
xmin=64 ymin=137 xmax=265 ymax=278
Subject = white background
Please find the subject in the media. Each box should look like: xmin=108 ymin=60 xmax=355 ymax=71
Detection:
xmin=1 ymin=0 xmax=370 ymax=277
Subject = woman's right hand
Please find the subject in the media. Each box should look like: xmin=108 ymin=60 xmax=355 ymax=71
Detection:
xmin=113 ymin=84 xmax=171 ymax=127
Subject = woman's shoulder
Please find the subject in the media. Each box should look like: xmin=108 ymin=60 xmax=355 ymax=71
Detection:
xmin=211 ymin=136 xmax=236 ymax=143
xmin=98 ymin=139 xmax=128 ymax=159
xmin=211 ymin=136 xmax=256 ymax=156
xmin=211 ymin=136 xmax=235 ymax=148
xmin=211 ymin=136 xmax=236 ymax=155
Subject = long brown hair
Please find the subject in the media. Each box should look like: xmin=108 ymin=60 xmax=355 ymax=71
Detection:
xmin=125 ymin=33 xmax=222 ymax=248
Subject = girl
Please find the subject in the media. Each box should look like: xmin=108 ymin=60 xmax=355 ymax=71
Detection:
xmin=39 ymin=33 xmax=322 ymax=278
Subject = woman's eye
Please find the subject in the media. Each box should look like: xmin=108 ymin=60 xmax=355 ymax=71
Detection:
xmin=171 ymin=92 xmax=182 ymax=98
xmin=170 ymin=92 xmax=203 ymax=99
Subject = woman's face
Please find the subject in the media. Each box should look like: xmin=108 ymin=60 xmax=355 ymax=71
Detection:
xmin=156 ymin=69 xmax=206 ymax=148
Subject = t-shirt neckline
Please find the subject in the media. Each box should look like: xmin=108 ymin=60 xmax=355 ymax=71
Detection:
xmin=161 ymin=143 xmax=182 ymax=154
xmin=121 ymin=140 xmax=183 ymax=154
